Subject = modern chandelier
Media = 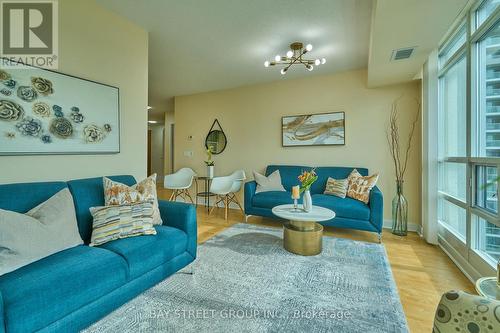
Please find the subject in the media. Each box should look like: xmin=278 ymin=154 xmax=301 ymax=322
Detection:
xmin=264 ymin=42 xmax=326 ymax=75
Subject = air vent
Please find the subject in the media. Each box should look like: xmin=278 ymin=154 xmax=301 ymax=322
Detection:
xmin=391 ymin=47 xmax=416 ymax=61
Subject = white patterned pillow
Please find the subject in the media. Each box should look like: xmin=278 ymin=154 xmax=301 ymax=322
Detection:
xmin=324 ymin=177 xmax=348 ymax=198
xmin=103 ymin=174 xmax=162 ymax=225
xmin=89 ymin=202 xmax=157 ymax=246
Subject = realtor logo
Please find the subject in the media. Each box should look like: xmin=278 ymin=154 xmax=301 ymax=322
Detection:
xmin=0 ymin=0 xmax=58 ymax=68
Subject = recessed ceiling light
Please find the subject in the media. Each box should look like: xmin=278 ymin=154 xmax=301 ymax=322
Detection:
xmin=148 ymin=120 xmax=157 ymax=124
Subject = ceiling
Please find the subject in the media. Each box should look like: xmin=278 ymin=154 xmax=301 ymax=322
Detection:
xmin=97 ymin=0 xmax=469 ymax=121
xmin=97 ymin=0 xmax=372 ymax=120
xmin=368 ymin=0 xmax=469 ymax=87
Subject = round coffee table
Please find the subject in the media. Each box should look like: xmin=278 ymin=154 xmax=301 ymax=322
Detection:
xmin=272 ymin=204 xmax=335 ymax=256
xmin=475 ymin=277 xmax=500 ymax=300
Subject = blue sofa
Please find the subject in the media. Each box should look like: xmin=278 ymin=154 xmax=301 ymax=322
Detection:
xmin=0 ymin=175 xmax=197 ymax=333
xmin=244 ymin=165 xmax=383 ymax=238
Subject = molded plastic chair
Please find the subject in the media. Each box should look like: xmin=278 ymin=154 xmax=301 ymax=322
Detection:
xmin=164 ymin=168 xmax=197 ymax=203
xmin=209 ymin=170 xmax=246 ymax=220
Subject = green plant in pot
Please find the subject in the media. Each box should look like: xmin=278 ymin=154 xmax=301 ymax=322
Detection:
xmin=205 ymin=147 xmax=215 ymax=178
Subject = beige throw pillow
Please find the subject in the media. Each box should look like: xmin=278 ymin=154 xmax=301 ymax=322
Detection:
xmin=347 ymin=169 xmax=379 ymax=204
xmin=324 ymin=177 xmax=348 ymax=198
xmin=103 ymin=174 xmax=162 ymax=225
xmin=253 ymin=170 xmax=286 ymax=194
xmin=0 ymin=188 xmax=83 ymax=276
xmin=89 ymin=202 xmax=157 ymax=246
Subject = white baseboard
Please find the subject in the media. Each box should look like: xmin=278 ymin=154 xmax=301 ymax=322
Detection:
xmin=383 ymin=219 xmax=422 ymax=236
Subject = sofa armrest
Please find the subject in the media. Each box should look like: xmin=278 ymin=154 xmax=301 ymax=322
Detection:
xmin=369 ymin=186 xmax=383 ymax=233
xmin=244 ymin=181 xmax=257 ymax=214
xmin=158 ymin=200 xmax=197 ymax=258
xmin=0 ymin=290 xmax=5 ymax=333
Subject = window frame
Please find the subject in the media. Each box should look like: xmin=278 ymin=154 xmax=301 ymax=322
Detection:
xmin=436 ymin=1 xmax=500 ymax=276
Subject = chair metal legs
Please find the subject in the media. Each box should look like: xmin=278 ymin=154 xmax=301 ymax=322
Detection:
xmin=208 ymin=193 xmax=244 ymax=220
xmin=169 ymin=189 xmax=194 ymax=203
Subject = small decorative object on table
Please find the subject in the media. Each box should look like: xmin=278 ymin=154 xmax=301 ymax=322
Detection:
xmin=291 ymin=185 xmax=300 ymax=211
xmin=387 ymin=97 xmax=420 ymax=236
xmin=205 ymin=147 xmax=215 ymax=178
xmin=298 ymin=168 xmax=318 ymax=213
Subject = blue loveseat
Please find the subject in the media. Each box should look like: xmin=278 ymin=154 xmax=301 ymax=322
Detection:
xmin=244 ymin=165 xmax=383 ymax=238
xmin=0 ymin=175 xmax=197 ymax=333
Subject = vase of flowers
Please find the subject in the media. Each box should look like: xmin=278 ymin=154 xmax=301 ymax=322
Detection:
xmin=298 ymin=168 xmax=318 ymax=212
xmin=387 ymin=97 xmax=420 ymax=236
xmin=205 ymin=148 xmax=215 ymax=178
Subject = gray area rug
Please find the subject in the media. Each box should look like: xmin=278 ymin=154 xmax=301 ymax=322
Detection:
xmin=84 ymin=223 xmax=408 ymax=333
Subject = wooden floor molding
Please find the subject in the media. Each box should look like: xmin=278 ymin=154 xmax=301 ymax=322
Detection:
xmin=157 ymin=187 xmax=474 ymax=332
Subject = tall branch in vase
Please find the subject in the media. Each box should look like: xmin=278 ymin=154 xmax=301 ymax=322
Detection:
xmin=387 ymin=97 xmax=420 ymax=236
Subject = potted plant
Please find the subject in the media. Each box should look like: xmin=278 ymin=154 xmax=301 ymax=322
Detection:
xmin=298 ymin=168 xmax=318 ymax=212
xmin=205 ymin=147 xmax=215 ymax=178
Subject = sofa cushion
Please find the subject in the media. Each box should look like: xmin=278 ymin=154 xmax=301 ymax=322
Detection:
xmin=265 ymin=165 xmax=368 ymax=194
xmin=99 ymin=225 xmax=188 ymax=279
xmin=89 ymin=202 xmax=157 ymax=246
xmin=67 ymin=175 xmax=136 ymax=244
xmin=0 ymin=245 xmax=128 ymax=333
xmin=0 ymin=188 xmax=83 ymax=276
xmin=0 ymin=181 xmax=67 ymax=213
xmin=312 ymin=194 xmax=370 ymax=221
xmin=252 ymin=191 xmax=295 ymax=209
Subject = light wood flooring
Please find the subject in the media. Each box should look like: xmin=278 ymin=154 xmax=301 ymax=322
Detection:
xmin=157 ymin=187 xmax=474 ymax=333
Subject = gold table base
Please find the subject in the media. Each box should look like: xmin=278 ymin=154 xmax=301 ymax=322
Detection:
xmin=283 ymin=220 xmax=323 ymax=256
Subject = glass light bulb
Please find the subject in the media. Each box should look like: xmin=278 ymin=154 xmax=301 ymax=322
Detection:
xmin=275 ymin=55 xmax=281 ymax=62
xmin=305 ymin=44 xmax=313 ymax=51
xmin=286 ymin=50 xmax=294 ymax=58
xmin=281 ymin=68 xmax=287 ymax=75
xmin=321 ymin=58 xmax=326 ymax=64
xmin=264 ymin=61 xmax=270 ymax=67
xmin=307 ymin=65 xmax=314 ymax=71
xmin=315 ymin=59 xmax=321 ymax=66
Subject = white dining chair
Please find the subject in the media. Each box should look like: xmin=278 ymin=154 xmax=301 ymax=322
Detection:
xmin=164 ymin=168 xmax=197 ymax=203
xmin=209 ymin=170 xmax=246 ymax=220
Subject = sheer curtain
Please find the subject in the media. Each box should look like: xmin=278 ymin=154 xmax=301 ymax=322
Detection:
xmin=421 ymin=50 xmax=439 ymax=245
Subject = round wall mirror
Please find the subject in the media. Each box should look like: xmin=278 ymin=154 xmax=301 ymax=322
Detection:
xmin=205 ymin=129 xmax=227 ymax=154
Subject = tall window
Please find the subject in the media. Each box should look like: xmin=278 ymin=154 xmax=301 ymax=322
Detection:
xmin=437 ymin=0 xmax=500 ymax=275
xmin=438 ymin=30 xmax=467 ymax=240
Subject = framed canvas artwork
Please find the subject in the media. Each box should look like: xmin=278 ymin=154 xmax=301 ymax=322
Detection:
xmin=282 ymin=111 xmax=345 ymax=147
xmin=0 ymin=59 xmax=119 ymax=155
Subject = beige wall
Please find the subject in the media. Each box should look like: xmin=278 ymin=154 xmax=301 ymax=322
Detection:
xmin=0 ymin=0 xmax=148 ymax=184
xmin=175 ymin=69 xmax=422 ymax=226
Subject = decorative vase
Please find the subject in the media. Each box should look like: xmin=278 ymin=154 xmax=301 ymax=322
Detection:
xmin=207 ymin=165 xmax=214 ymax=179
xmin=392 ymin=180 xmax=408 ymax=236
xmin=303 ymin=190 xmax=312 ymax=212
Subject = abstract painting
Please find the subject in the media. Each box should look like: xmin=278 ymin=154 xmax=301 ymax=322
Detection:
xmin=282 ymin=111 xmax=345 ymax=146
xmin=0 ymin=58 xmax=119 ymax=155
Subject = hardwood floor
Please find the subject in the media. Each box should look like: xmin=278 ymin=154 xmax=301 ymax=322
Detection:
xmin=157 ymin=188 xmax=474 ymax=333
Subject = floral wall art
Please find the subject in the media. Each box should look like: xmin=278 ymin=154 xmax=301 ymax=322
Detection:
xmin=0 ymin=60 xmax=119 ymax=155
xmin=282 ymin=111 xmax=345 ymax=147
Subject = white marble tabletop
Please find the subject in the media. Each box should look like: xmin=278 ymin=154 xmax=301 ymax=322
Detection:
xmin=272 ymin=204 xmax=335 ymax=222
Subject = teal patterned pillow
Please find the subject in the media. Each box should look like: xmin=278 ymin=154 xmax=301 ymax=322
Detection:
xmin=324 ymin=177 xmax=348 ymax=198
xmin=89 ymin=202 xmax=157 ymax=246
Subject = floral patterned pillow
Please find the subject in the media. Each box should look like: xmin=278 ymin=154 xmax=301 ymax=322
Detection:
xmin=103 ymin=174 xmax=162 ymax=225
xmin=346 ymin=169 xmax=379 ymax=204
